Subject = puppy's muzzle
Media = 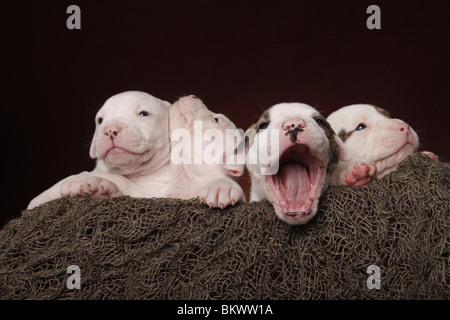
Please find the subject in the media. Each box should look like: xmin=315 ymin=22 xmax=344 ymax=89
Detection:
xmin=282 ymin=117 xmax=306 ymax=143
xmin=104 ymin=124 xmax=122 ymax=139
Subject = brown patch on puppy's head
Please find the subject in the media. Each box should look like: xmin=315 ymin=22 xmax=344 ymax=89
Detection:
xmin=373 ymin=105 xmax=391 ymax=118
xmin=254 ymin=110 xmax=271 ymax=133
xmin=241 ymin=110 xmax=271 ymax=152
xmin=312 ymin=115 xmax=340 ymax=174
xmin=338 ymin=128 xmax=354 ymax=143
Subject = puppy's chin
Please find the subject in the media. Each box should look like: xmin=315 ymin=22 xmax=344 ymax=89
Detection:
xmin=100 ymin=148 xmax=153 ymax=175
xmin=374 ymin=142 xmax=416 ymax=178
xmin=272 ymin=201 xmax=319 ymax=225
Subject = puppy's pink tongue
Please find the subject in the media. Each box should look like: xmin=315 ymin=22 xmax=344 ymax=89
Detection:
xmin=280 ymin=163 xmax=309 ymax=204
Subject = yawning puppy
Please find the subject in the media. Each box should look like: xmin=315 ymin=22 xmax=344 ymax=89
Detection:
xmin=326 ymin=104 xmax=426 ymax=186
xmin=27 ymin=91 xmax=172 ymax=209
xmin=167 ymin=95 xmax=245 ymax=208
xmin=244 ymin=102 xmax=348 ymax=225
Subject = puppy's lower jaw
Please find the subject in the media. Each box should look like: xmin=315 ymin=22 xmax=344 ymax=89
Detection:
xmin=265 ymin=144 xmax=325 ymax=225
xmin=374 ymin=142 xmax=416 ymax=178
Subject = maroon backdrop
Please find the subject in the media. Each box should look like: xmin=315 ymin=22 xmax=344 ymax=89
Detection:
xmin=3 ymin=0 xmax=450 ymax=226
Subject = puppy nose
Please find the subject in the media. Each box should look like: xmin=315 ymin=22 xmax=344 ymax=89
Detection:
xmin=103 ymin=125 xmax=122 ymax=138
xmin=391 ymin=120 xmax=410 ymax=133
xmin=281 ymin=118 xmax=306 ymax=131
xmin=399 ymin=123 xmax=409 ymax=132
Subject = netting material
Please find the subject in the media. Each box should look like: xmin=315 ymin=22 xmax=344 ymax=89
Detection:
xmin=0 ymin=153 xmax=448 ymax=299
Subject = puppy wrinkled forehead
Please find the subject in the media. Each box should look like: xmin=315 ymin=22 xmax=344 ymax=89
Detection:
xmin=268 ymin=103 xmax=320 ymax=121
xmin=215 ymin=113 xmax=236 ymax=128
xmin=327 ymin=104 xmax=388 ymax=133
xmin=98 ymin=91 xmax=169 ymax=117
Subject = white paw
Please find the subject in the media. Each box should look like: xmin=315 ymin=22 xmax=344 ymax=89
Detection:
xmin=342 ymin=162 xmax=377 ymax=187
xmin=421 ymin=151 xmax=439 ymax=162
xmin=61 ymin=176 xmax=123 ymax=199
xmin=199 ymin=179 xmax=245 ymax=209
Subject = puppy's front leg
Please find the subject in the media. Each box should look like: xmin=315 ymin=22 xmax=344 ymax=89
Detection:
xmin=26 ymin=172 xmax=90 ymax=210
xmin=199 ymin=178 xmax=245 ymax=209
xmin=61 ymin=175 xmax=123 ymax=199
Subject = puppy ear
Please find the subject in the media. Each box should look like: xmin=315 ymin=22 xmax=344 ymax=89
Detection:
xmin=222 ymin=128 xmax=247 ymax=177
xmin=243 ymin=123 xmax=257 ymax=150
xmin=89 ymin=131 xmax=97 ymax=159
xmin=161 ymin=100 xmax=171 ymax=108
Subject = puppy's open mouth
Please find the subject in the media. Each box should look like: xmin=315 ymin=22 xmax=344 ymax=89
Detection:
xmin=265 ymin=144 xmax=325 ymax=224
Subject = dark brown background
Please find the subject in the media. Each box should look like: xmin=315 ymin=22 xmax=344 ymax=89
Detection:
xmin=3 ymin=0 xmax=450 ymax=227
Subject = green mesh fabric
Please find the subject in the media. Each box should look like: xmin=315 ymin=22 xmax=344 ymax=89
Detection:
xmin=0 ymin=153 xmax=448 ymax=299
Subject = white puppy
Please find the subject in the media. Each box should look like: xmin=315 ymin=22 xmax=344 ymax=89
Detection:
xmin=244 ymin=102 xmax=348 ymax=225
xmin=167 ymin=95 xmax=245 ymax=208
xmin=27 ymin=91 xmax=172 ymax=209
xmin=326 ymin=104 xmax=426 ymax=186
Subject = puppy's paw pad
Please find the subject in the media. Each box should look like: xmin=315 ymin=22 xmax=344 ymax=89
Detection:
xmin=421 ymin=151 xmax=439 ymax=162
xmin=343 ymin=162 xmax=377 ymax=187
xmin=61 ymin=176 xmax=122 ymax=199
xmin=61 ymin=178 xmax=87 ymax=197
xmin=82 ymin=177 xmax=123 ymax=198
xmin=199 ymin=179 xmax=245 ymax=209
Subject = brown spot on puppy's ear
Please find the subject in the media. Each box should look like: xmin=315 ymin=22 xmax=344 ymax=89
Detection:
xmin=338 ymin=128 xmax=353 ymax=143
xmin=313 ymin=115 xmax=340 ymax=174
xmin=261 ymin=110 xmax=270 ymax=121
xmin=247 ymin=122 xmax=257 ymax=131
xmin=241 ymin=109 xmax=271 ymax=152
xmin=373 ymin=105 xmax=391 ymax=118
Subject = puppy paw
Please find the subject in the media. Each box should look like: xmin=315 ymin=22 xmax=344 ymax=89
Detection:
xmin=342 ymin=162 xmax=377 ymax=187
xmin=199 ymin=179 xmax=245 ymax=209
xmin=61 ymin=176 xmax=123 ymax=199
xmin=421 ymin=151 xmax=439 ymax=162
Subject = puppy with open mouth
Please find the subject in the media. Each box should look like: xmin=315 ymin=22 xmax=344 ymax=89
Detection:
xmin=244 ymin=102 xmax=348 ymax=225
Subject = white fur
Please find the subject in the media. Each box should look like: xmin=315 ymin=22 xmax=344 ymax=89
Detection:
xmin=27 ymin=91 xmax=172 ymax=209
xmin=245 ymin=102 xmax=347 ymax=225
xmin=166 ymin=95 xmax=245 ymax=208
xmin=327 ymin=104 xmax=420 ymax=185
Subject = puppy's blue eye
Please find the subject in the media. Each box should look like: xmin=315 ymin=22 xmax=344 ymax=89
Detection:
xmin=355 ymin=123 xmax=367 ymax=131
xmin=138 ymin=111 xmax=149 ymax=117
xmin=98 ymin=117 xmax=103 ymax=125
xmin=214 ymin=117 xmax=219 ymax=123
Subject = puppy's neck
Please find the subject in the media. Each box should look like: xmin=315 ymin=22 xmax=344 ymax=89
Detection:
xmin=130 ymin=147 xmax=171 ymax=178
